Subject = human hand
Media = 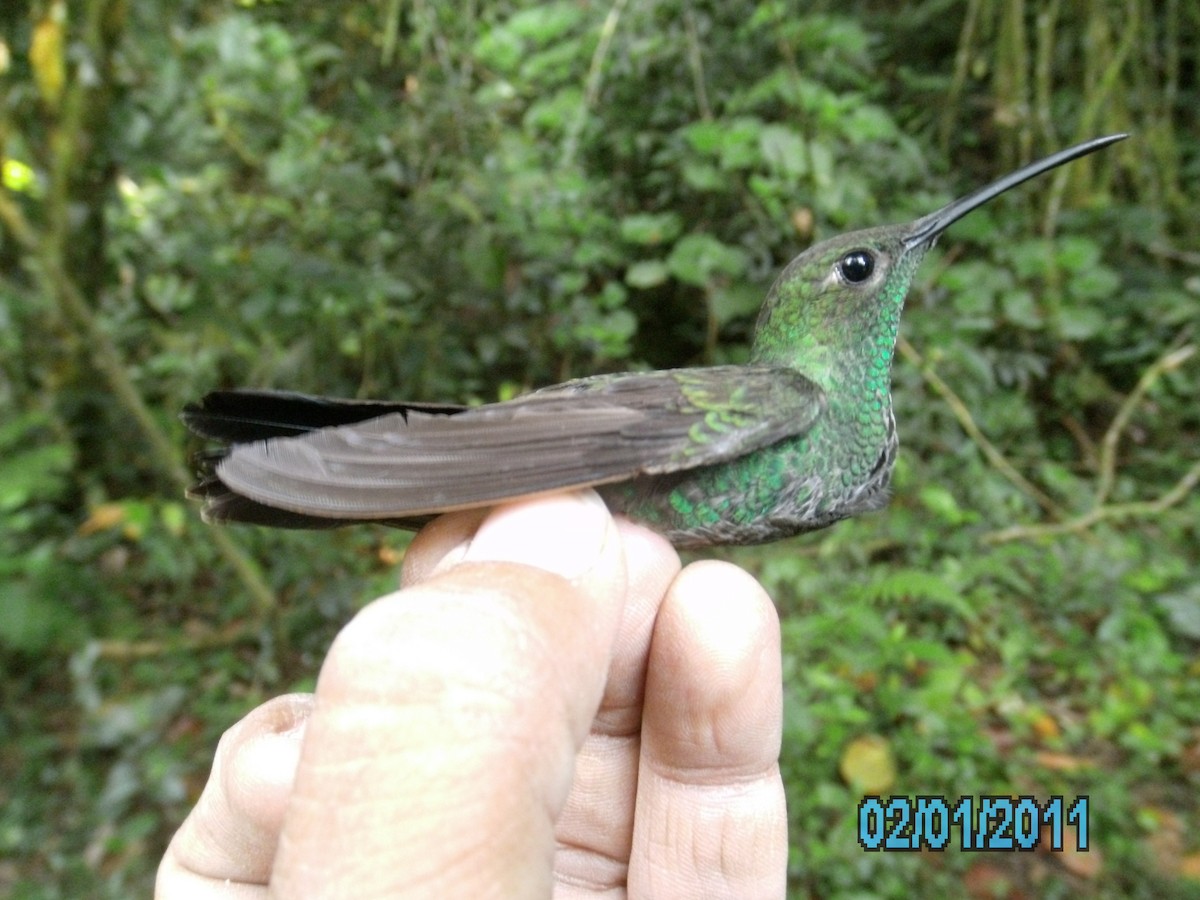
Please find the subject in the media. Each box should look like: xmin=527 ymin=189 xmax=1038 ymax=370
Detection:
xmin=157 ymin=491 xmax=787 ymax=898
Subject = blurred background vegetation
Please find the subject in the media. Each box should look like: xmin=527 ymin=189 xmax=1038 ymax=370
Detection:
xmin=1 ymin=0 xmax=1197 ymax=896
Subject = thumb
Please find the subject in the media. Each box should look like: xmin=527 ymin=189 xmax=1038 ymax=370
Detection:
xmin=269 ymin=491 xmax=628 ymax=899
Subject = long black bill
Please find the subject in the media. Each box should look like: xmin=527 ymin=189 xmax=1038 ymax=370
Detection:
xmin=904 ymin=133 xmax=1127 ymax=249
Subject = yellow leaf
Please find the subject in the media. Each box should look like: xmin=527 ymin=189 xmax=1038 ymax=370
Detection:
xmin=1034 ymin=750 xmax=1093 ymax=772
xmin=1178 ymin=853 xmax=1200 ymax=881
xmin=1030 ymin=709 xmax=1061 ymax=741
xmin=29 ymin=3 xmax=67 ymax=110
xmin=2 ymin=158 xmax=36 ymax=194
xmin=839 ymin=734 xmax=896 ymax=794
xmin=377 ymin=544 xmax=404 ymax=567
xmin=790 ymin=207 xmax=814 ymax=239
xmin=79 ymin=502 xmax=125 ymax=536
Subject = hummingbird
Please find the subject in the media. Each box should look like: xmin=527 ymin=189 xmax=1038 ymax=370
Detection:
xmin=184 ymin=134 xmax=1126 ymax=548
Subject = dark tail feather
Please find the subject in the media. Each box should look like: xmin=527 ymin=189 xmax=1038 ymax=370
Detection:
xmin=188 ymin=475 xmax=338 ymax=527
xmin=190 ymin=473 xmax=435 ymax=530
xmin=181 ymin=389 xmax=466 ymax=444
xmin=181 ymin=389 xmax=459 ymax=529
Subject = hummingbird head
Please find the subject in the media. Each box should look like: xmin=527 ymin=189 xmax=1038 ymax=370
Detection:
xmin=749 ymin=134 xmax=1127 ymax=390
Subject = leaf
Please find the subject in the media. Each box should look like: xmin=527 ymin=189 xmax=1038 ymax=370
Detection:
xmin=1000 ymin=289 xmax=1042 ymax=329
xmin=619 ymin=212 xmax=682 ymax=246
xmin=758 ymin=124 xmax=807 ymax=178
xmin=1155 ymin=588 xmax=1200 ymax=640
xmin=505 ymin=2 xmax=583 ymax=44
xmin=472 ymin=27 xmax=523 ymax=72
xmin=161 ymin=503 xmax=187 ymax=537
xmin=1028 ymin=708 xmax=1061 ymax=741
xmin=0 ymin=544 xmax=77 ymax=652
xmin=78 ymin=503 xmax=127 ymax=536
xmin=2 ymin=158 xmax=37 ymax=194
xmin=841 ymin=103 xmax=898 ymax=143
xmin=0 ymin=579 xmax=61 ymax=653
xmin=523 ymin=86 xmax=582 ymax=133
xmin=680 ymin=161 xmax=725 ymax=191
xmin=1035 ymin=751 xmax=1093 ymax=772
xmin=1179 ymin=854 xmax=1200 ymax=882
xmin=807 ymin=138 xmax=835 ymax=191
xmin=667 ymin=234 xmax=748 ymax=286
xmin=1068 ymin=264 xmax=1121 ymax=302
xmin=918 ymin=484 xmax=966 ymax=525
xmin=714 ymin=118 xmax=764 ymax=171
xmin=942 ymin=260 xmax=1013 ymax=326
xmin=709 ymin=282 xmax=764 ymax=326
xmin=839 ymin=734 xmax=895 ymax=793
xmin=1054 ymin=235 xmax=1102 ymax=272
xmin=1053 ymin=306 xmax=1106 ymax=340
xmin=30 ymin=3 xmax=67 ymax=110
xmin=0 ymin=444 xmax=73 ymax=513
xmin=625 ymin=259 xmax=669 ymax=289
xmin=859 ymin=567 xmax=974 ymax=620
xmin=472 ymin=1 xmax=583 ymax=72
xmin=1008 ymin=237 xmax=1051 ymax=279
xmin=681 ymin=119 xmax=726 ymax=154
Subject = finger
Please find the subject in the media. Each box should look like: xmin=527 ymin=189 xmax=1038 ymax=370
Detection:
xmin=598 ymin=520 xmax=684 ymax=736
xmin=629 ymin=561 xmax=787 ymax=900
xmin=270 ymin=491 xmax=631 ymax=899
xmin=553 ymin=519 xmax=682 ymax=894
xmin=399 ymin=507 xmax=489 ymax=588
xmin=156 ymin=694 xmax=312 ymax=898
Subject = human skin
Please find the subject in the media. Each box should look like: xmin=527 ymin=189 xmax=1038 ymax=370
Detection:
xmin=157 ymin=491 xmax=787 ymax=898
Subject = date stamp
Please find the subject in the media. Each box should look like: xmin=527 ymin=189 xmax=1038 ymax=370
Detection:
xmin=857 ymin=795 xmax=1090 ymax=852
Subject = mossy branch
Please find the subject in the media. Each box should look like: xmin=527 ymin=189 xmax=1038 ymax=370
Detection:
xmin=900 ymin=336 xmax=1197 ymax=546
xmin=897 ymin=336 xmax=1066 ymax=518
xmin=986 ymin=342 xmax=1198 ymax=544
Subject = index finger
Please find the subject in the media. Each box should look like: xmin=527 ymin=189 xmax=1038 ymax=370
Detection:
xmin=269 ymin=492 xmax=634 ymax=898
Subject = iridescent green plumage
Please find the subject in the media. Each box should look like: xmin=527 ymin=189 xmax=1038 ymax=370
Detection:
xmin=183 ymin=135 xmax=1126 ymax=547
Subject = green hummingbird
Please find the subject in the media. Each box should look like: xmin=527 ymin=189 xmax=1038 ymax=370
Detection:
xmin=184 ymin=134 xmax=1125 ymax=548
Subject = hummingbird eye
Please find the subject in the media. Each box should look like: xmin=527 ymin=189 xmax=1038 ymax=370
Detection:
xmin=838 ymin=250 xmax=875 ymax=284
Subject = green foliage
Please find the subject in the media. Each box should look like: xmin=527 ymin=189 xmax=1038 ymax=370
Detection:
xmin=0 ymin=412 xmax=78 ymax=652
xmin=1 ymin=0 xmax=1197 ymax=896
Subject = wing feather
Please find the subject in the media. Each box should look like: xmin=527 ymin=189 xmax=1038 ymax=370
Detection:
xmin=204 ymin=366 xmax=826 ymax=521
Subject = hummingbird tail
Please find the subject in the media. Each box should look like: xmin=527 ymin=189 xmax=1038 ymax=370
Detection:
xmin=181 ymin=389 xmax=460 ymax=528
xmin=181 ymin=389 xmax=467 ymax=444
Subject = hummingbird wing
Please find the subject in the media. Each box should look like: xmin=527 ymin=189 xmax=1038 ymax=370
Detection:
xmin=189 ymin=366 xmax=826 ymax=526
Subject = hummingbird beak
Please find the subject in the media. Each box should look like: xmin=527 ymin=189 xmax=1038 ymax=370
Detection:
xmin=902 ymin=133 xmax=1127 ymax=250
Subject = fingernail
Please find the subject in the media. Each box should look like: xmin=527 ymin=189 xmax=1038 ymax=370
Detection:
xmin=464 ymin=491 xmax=611 ymax=580
xmin=259 ymin=694 xmax=313 ymax=739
